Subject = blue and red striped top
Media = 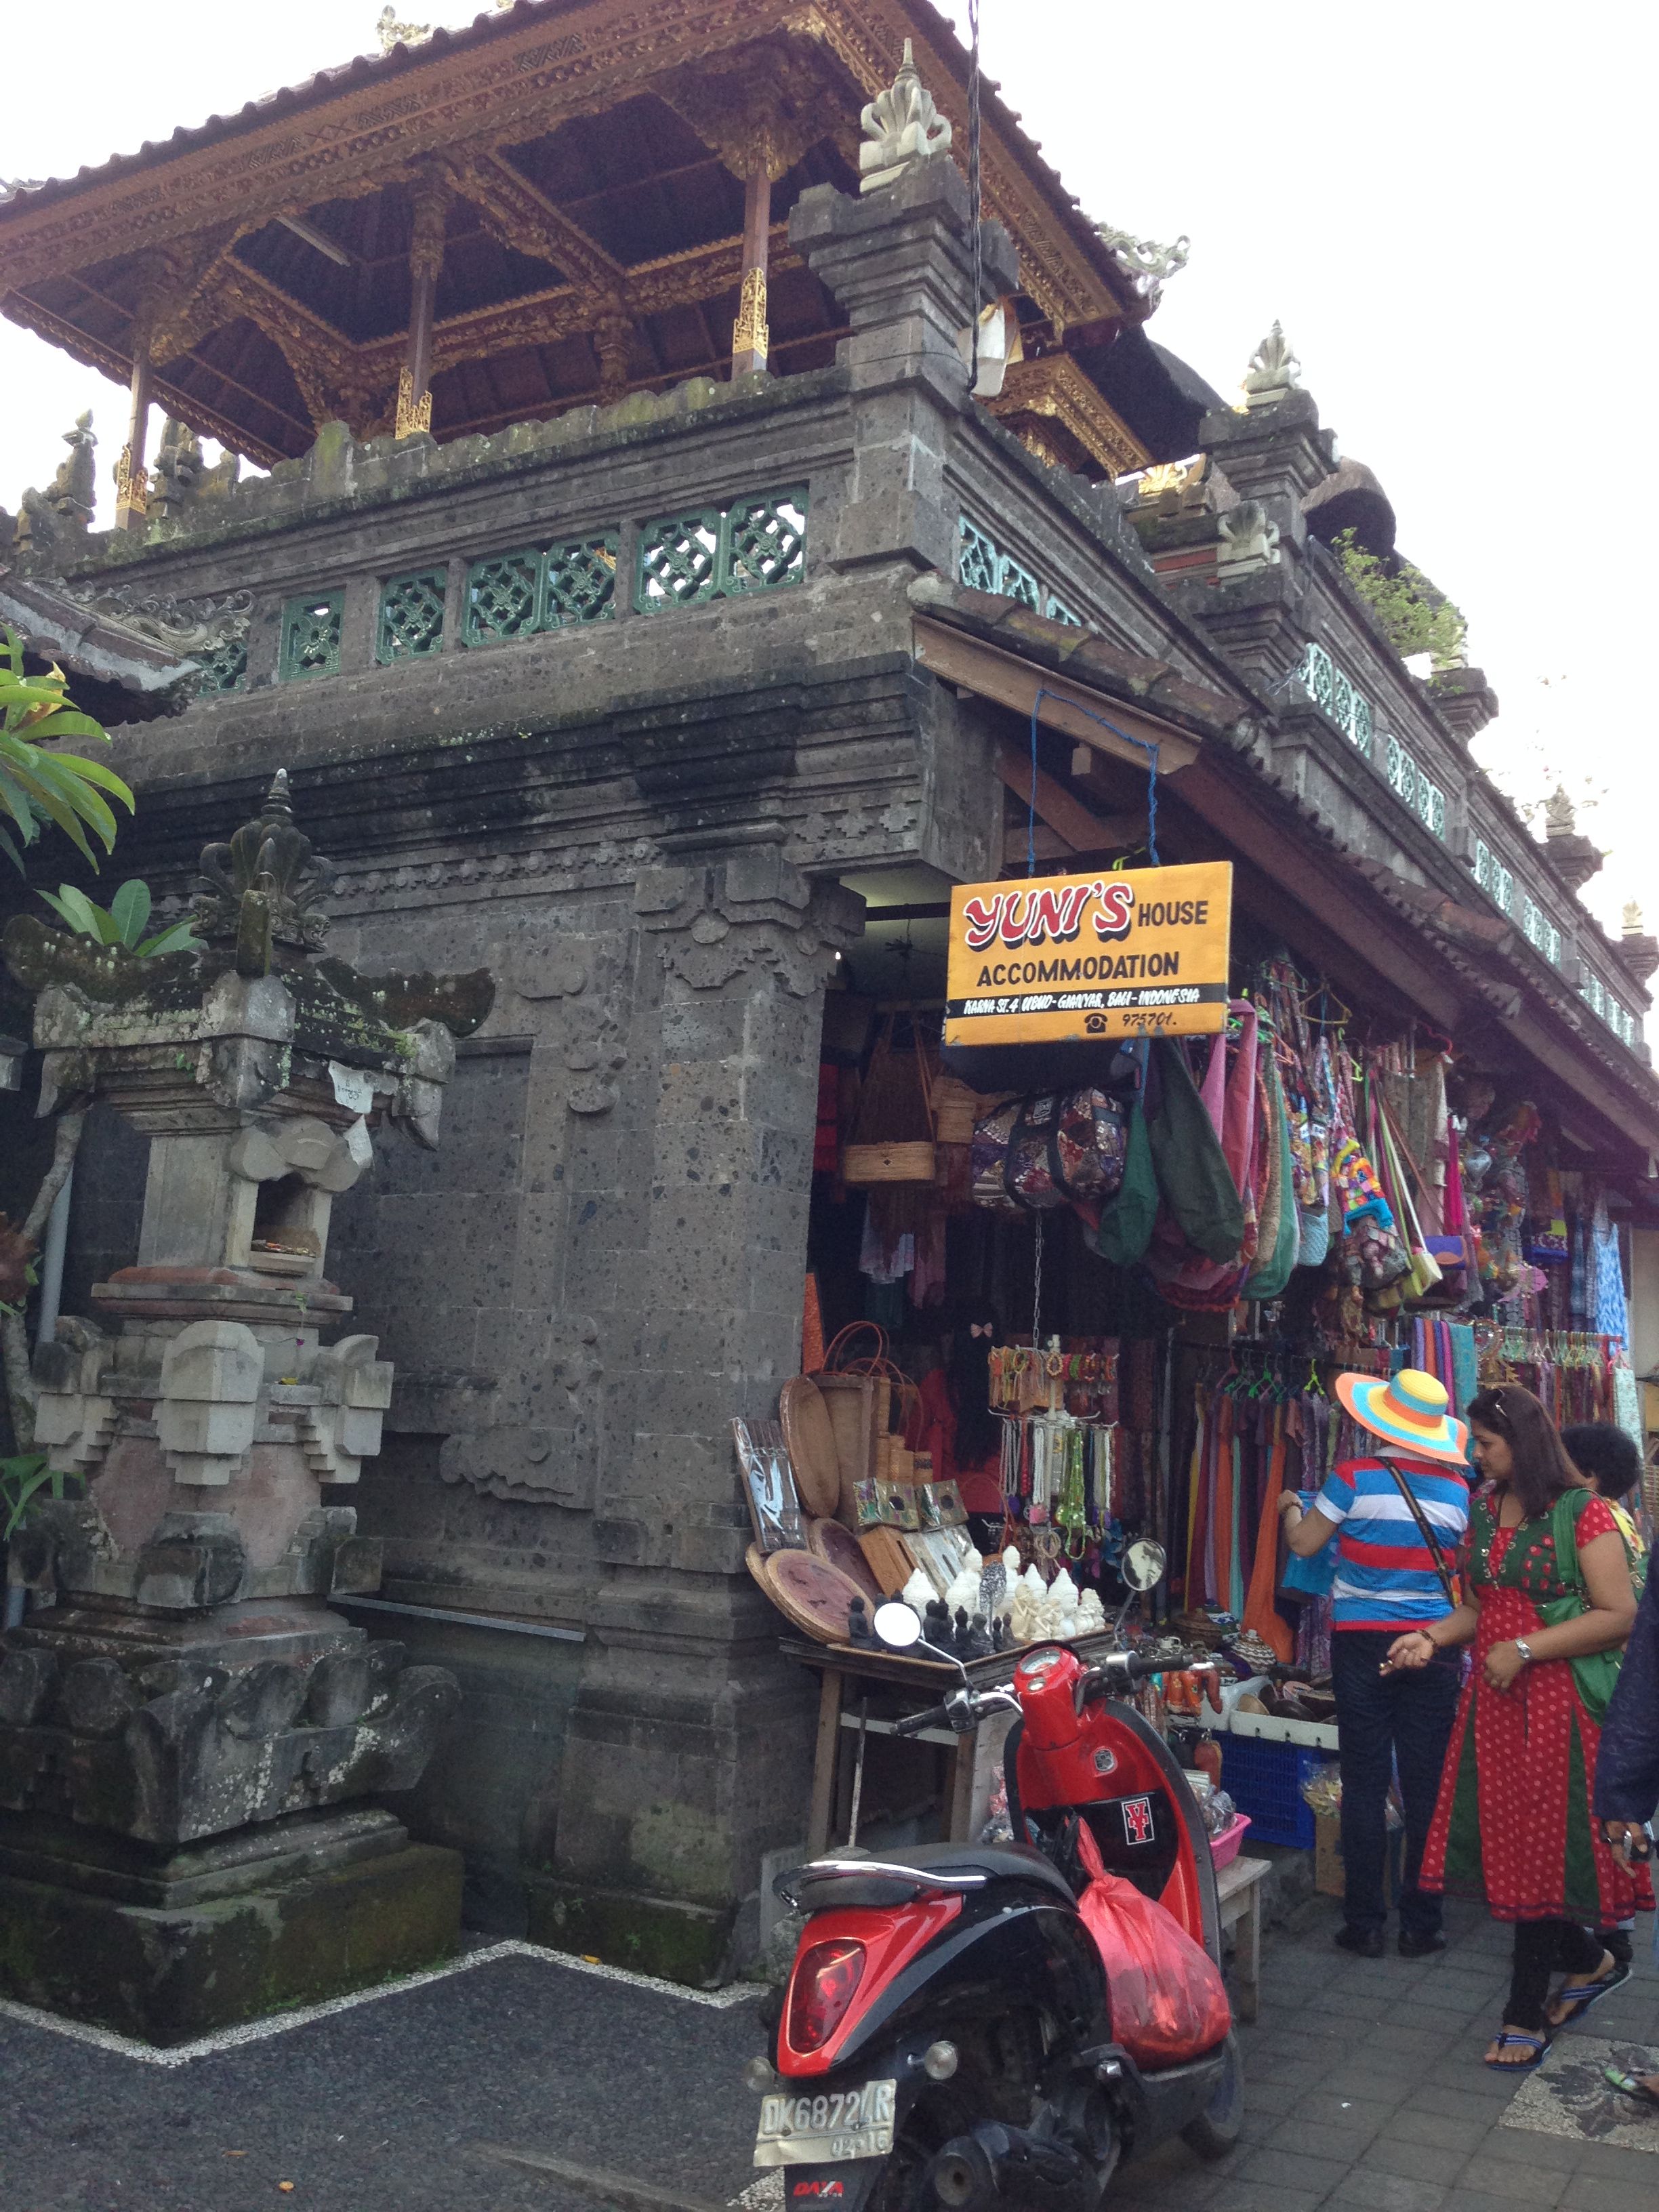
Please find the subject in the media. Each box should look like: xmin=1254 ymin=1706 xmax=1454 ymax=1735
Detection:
xmin=1314 ymin=1456 xmax=1471 ymax=1631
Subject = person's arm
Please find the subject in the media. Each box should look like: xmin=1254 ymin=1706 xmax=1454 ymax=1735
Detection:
xmin=1482 ymin=1525 xmax=1637 ymax=1692
xmin=1277 ymin=1472 xmax=1347 ymax=1557
xmin=1383 ymin=1599 xmax=1480 ymax=1673
xmin=1596 ymin=1571 xmax=1659 ymax=1837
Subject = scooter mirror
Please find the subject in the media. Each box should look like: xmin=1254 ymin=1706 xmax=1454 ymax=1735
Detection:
xmin=874 ymin=1602 xmax=923 ymax=1650
xmin=1122 ymin=1539 xmax=1167 ymax=1593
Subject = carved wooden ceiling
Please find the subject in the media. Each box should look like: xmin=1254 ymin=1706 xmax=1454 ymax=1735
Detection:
xmin=0 ymin=1 xmax=1153 ymax=467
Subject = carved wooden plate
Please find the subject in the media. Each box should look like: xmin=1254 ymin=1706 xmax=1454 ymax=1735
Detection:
xmin=806 ymin=1517 xmax=883 ymax=1605
xmin=779 ymin=1376 xmax=842 ymax=1519
xmin=761 ymin=1549 xmax=867 ymax=1644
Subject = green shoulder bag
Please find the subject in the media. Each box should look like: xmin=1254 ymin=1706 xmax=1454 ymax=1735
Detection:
xmin=1536 ymin=1488 xmax=1626 ymax=1725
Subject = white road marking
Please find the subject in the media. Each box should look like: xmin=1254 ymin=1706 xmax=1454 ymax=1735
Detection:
xmin=0 ymin=1938 xmax=757 ymax=2067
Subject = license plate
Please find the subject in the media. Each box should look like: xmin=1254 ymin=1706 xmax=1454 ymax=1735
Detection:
xmin=753 ymin=2079 xmax=897 ymax=2167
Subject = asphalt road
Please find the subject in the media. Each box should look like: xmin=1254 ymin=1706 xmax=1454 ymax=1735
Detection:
xmin=0 ymin=1950 xmax=769 ymax=2212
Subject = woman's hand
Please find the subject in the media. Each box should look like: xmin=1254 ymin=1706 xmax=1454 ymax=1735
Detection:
xmin=1483 ymin=1640 xmax=1528 ymax=1692
xmin=1382 ymin=1629 xmax=1435 ymax=1675
xmin=1601 ymin=1820 xmax=1653 ymax=1870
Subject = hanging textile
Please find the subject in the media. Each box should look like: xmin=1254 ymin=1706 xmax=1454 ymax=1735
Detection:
xmin=1593 ymin=1197 xmax=1631 ymax=1346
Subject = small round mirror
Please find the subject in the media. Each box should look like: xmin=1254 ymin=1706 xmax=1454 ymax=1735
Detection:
xmin=1122 ymin=1539 xmax=1167 ymax=1593
xmin=874 ymin=1601 xmax=922 ymax=1650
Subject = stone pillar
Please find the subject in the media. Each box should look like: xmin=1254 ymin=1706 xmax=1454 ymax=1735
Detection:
xmin=790 ymin=158 xmax=1019 ymax=575
xmin=523 ymin=853 xmax=861 ymax=1980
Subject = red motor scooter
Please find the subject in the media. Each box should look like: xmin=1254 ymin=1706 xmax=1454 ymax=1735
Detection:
xmin=749 ymin=1573 xmax=1240 ymax=2212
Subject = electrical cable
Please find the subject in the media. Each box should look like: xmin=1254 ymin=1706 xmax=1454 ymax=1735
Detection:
xmin=1029 ymin=684 xmax=1161 ymax=867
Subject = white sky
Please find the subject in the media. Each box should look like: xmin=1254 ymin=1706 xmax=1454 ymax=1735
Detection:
xmin=1 ymin=0 xmax=1652 ymax=945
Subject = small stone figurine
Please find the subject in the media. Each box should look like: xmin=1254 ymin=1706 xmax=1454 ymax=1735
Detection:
xmin=847 ymin=1595 xmax=873 ymax=1646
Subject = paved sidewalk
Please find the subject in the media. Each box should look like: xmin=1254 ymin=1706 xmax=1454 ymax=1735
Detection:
xmin=0 ymin=1897 xmax=1653 ymax=2211
xmin=1126 ymin=1892 xmax=1659 ymax=2212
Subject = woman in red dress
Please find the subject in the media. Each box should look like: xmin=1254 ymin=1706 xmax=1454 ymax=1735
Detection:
xmin=1387 ymin=1386 xmax=1649 ymax=2070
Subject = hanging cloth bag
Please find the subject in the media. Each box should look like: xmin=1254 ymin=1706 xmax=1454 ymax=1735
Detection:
xmin=1145 ymin=1040 xmax=1246 ymax=1261
xmin=1087 ymin=1089 xmax=1159 ymax=1266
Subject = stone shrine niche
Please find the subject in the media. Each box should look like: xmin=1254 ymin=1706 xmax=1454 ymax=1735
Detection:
xmin=0 ymin=773 xmax=497 ymax=2043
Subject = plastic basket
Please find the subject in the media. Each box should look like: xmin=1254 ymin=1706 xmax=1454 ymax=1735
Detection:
xmin=1219 ymin=1736 xmax=1320 ymax=1849
xmin=1209 ymin=1811 xmax=1252 ymax=1869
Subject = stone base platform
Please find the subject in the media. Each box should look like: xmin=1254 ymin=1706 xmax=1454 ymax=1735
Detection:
xmin=0 ymin=1806 xmax=462 ymax=2045
xmin=523 ymin=1871 xmax=735 ymax=1987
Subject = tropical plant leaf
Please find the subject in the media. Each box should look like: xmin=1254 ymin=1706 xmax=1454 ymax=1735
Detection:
xmin=136 ymin=917 xmax=198 ymax=956
xmin=39 ymin=882 xmax=102 ymax=938
xmin=109 ymin=878 xmax=151 ymax=945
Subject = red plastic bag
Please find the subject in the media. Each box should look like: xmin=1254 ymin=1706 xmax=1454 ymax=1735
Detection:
xmin=1073 ymin=1820 xmax=1231 ymax=2066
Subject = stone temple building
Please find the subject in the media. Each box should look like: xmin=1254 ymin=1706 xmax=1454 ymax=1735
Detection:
xmin=1 ymin=0 xmax=1656 ymax=1992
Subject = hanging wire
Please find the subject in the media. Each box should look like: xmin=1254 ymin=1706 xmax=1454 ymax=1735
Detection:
xmin=967 ymin=0 xmax=983 ymax=394
xmin=1031 ymin=1208 xmax=1044 ymax=1348
xmin=1029 ymin=685 xmax=1161 ymax=866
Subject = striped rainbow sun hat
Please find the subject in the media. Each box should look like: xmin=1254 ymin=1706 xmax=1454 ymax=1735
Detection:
xmin=1333 ymin=1368 xmax=1469 ymax=1466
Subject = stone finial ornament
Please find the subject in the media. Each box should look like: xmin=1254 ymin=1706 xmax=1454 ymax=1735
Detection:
xmin=859 ymin=39 xmax=954 ymax=194
xmin=1097 ymin=225 xmax=1191 ymax=304
xmin=375 ymin=4 xmax=431 ymax=50
xmin=194 ymin=769 xmax=335 ymax=968
xmin=148 ymin=416 xmax=205 ymax=520
xmin=1544 ymin=785 xmax=1576 ymax=837
xmin=1217 ymin=499 xmax=1282 ymax=575
xmin=1624 ymin=901 xmax=1645 ymax=937
xmin=1242 ymin=323 xmax=1301 ymax=410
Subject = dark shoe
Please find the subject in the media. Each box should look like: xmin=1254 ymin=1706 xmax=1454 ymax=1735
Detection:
xmin=1399 ymin=1929 xmax=1448 ymax=1957
xmin=1334 ymin=1925 xmax=1385 ymax=1959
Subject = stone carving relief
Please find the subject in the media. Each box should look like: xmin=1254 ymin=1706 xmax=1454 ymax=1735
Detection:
xmin=636 ymin=849 xmax=861 ymax=1000
xmin=438 ymin=1313 xmax=602 ymax=1509
xmin=1095 ymin=224 xmax=1190 ymax=305
xmin=502 ymin=935 xmax=632 ymax=1117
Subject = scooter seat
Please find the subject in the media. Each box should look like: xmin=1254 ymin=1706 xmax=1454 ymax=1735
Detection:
xmin=883 ymin=1841 xmax=1078 ymax=1905
xmin=775 ymin=1841 xmax=1076 ymax=1914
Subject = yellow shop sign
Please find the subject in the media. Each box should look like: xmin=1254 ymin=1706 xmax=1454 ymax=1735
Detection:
xmin=945 ymin=863 xmax=1233 ymax=1047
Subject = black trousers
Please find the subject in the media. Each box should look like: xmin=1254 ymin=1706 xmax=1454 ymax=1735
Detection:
xmin=1507 ymin=1919 xmax=1605 ymax=2032
xmin=1331 ymin=1631 xmax=1461 ymax=1938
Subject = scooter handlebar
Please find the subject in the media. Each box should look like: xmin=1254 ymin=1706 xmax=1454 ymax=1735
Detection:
xmin=895 ymin=1703 xmax=953 ymax=1736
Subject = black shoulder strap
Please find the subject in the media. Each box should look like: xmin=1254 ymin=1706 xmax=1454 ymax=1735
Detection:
xmin=1382 ymin=1460 xmax=1460 ymax=1607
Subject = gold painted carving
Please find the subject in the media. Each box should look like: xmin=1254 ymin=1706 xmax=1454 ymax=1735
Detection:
xmin=394 ymin=365 xmax=433 ymax=438
xmin=732 ymin=266 xmax=769 ymax=359
xmin=112 ymin=443 xmax=148 ymax=516
xmin=985 ymin=355 xmax=1149 ymax=478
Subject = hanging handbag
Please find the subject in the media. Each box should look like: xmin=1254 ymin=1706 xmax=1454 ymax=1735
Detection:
xmin=843 ymin=1015 xmax=937 ymax=1185
xmin=1086 ymin=1093 xmax=1158 ymax=1266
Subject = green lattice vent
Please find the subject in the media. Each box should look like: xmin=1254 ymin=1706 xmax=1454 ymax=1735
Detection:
xmin=378 ymin=569 xmax=447 ymax=663
xmin=194 ymin=633 xmax=248 ymax=695
xmin=634 ymin=489 xmax=806 ymax=613
xmin=279 ymin=592 xmax=344 ymax=682
xmin=464 ymin=537 xmax=617 ymax=645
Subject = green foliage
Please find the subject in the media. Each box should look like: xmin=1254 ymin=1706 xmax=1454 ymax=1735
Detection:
xmin=1331 ymin=531 xmax=1467 ymax=670
xmin=37 ymin=877 xmax=197 ymax=956
xmin=0 ymin=1453 xmax=83 ymax=1540
xmin=0 ymin=625 xmax=135 ymax=872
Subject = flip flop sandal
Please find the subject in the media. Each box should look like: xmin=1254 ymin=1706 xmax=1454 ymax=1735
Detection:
xmin=1551 ymin=1962 xmax=1631 ymax=2027
xmin=1604 ymin=2067 xmax=1659 ymax=2107
xmin=1485 ymin=2031 xmax=1551 ymax=2072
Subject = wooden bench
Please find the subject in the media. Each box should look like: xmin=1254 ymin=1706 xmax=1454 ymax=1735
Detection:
xmin=1214 ymin=1852 xmax=1269 ymax=2022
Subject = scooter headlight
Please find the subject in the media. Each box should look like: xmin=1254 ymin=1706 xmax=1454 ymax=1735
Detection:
xmin=786 ymin=1938 xmax=867 ymax=2054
